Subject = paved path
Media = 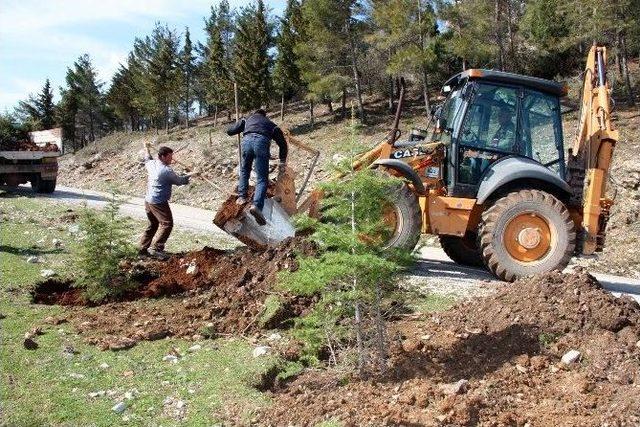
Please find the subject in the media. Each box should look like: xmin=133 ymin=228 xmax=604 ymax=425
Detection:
xmin=8 ymin=184 xmax=640 ymax=303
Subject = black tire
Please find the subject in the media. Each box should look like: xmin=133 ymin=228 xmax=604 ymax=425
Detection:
xmin=479 ymin=189 xmax=575 ymax=282
xmin=440 ymin=232 xmax=484 ymax=267
xmin=382 ymin=184 xmax=422 ymax=251
xmin=31 ymin=175 xmax=57 ymax=193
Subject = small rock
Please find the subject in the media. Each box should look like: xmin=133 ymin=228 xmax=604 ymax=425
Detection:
xmin=40 ymin=269 xmax=56 ymax=278
xmin=561 ymin=350 xmax=581 ymax=364
xmin=186 ymin=262 xmax=198 ymax=275
xmin=401 ymin=339 xmax=422 ymax=353
xmin=635 ymin=340 xmax=640 ymax=349
xmin=52 ymin=238 xmax=62 ymax=247
xmin=440 ymin=379 xmax=469 ymax=395
xmin=550 ymin=365 xmax=560 ymax=373
xmin=176 ymin=400 xmax=186 ymax=409
xmin=163 ymin=355 xmax=179 ymax=363
xmin=36 ymin=238 xmax=46 ymax=245
xmin=27 ymin=256 xmax=40 ymax=263
xmin=420 ymin=334 xmax=432 ymax=341
xmin=112 ymin=402 xmax=126 ymax=413
xmin=124 ymin=391 xmax=134 ymax=400
xmin=187 ymin=389 xmax=195 ymax=394
xmin=23 ymin=337 xmax=38 ymax=350
xmin=252 ymin=346 xmax=270 ymax=358
xmin=88 ymin=390 xmax=106 ymax=398
xmin=99 ymin=362 xmax=110 ymax=369
xmin=69 ymin=373 xmax=85 ymax=379
xmin=68 ymin=224 xmax=80 ymax=234
xmin=515 ymin=364 xmax=528 ymax=374
xmin=187 ymin=344 xmax=202 ymax=352
xmin=122 ymin=370 xmax=134 ymax=377
xmin=267 ymin=333 xmax=282 ymax=341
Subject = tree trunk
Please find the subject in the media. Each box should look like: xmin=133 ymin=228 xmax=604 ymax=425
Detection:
xmin=326 ymin=99 xmax=333 ymax=114
xmin=214 ymin=105 xmax=218 ymax=127
xmin=495 ymin=0 xmax=504 ymax=71
xmin=350 ymin=48 xmax=366 ymax=123
xmin=309 ymin=100 xmax=315 ymax=129
xmin=388 ymin=75 xmax=395 ymax=113
xmin=342 ymin=90 xmax=347 ymax=119
xmin=280 ymin=92 xmax=285 ymax=122
xmin=506 ymin=0 xmax=515 ymax=71
xmin=620 ymin=34 xmax=636 ymax=105
xmin=421 ymin=68 xmax=431 ymax=115
xmin=185 ymin=77 xmax=190 ymax=128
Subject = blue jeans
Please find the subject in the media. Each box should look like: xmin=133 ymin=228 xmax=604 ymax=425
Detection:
xmin=238 ymin=133 xmax=271 ymax=210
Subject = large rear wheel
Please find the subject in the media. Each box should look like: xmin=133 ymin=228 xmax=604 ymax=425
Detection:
xmin=381 ymin=184 xmax=422 ymax=251
xmin=479 ymin=189 xmax=575 ymax=281
xmin=440 ymin=232 xmax=484 ymax=267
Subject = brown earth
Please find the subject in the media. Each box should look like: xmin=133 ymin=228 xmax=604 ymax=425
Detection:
xmin=256 ymin=270 xmax=640 ymax=427
xmin=0 ymin=139 xmax=60 ymax=151
xmin=32 ymin=237 xmax=317 ymax=350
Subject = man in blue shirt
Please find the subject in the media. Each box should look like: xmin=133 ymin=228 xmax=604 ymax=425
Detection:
xmin=227 ymin=108 xmax=288 ymax=225
xmin=139 ymin=144 xmax=199 ymax=259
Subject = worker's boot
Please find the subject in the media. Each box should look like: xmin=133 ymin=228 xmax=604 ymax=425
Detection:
xmin=249 ymin=205 xmax=267 ymax=226
xmin=147 ymin=248 xmax=170 ymax=260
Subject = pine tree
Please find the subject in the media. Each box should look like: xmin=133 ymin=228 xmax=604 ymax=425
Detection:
xmin=371 ymin=0 xmax=439 ymax=114
xmin=58 ymin=54 xmax=105 ymax=147
xmin=274 ymin=0 xmax=304 ymax=116
xmin=16 ymin=79 xmax=57 ymax=130
xmin=200 ymin=4 xmax=234 ymax=121
xmin=297 ymin=0 xmax=367 ymax=122
xmin=234 ymin=0 xmax=272 ymax=110
xmin=180 ymin=27 xmax=196 ymax=127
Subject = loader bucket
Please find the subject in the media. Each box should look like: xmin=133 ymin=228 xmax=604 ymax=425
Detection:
xmin=213 ymin=197 xmax=296 ymax=250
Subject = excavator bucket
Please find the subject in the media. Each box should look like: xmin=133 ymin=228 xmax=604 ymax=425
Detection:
xmin=218 ymin=198 xmax=296 ymax=249
xmin=213 ymin=166 xmax=298 ymax=250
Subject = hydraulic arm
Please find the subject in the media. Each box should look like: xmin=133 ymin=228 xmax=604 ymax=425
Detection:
xmin=567 ymin=44 xmax=619 ymax=254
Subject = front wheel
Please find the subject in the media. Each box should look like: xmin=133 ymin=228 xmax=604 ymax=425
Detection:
xmin=382 ymin=184 xmax=422 ymax=251
xmin=479 ymin=189 xmax=575 ymax=282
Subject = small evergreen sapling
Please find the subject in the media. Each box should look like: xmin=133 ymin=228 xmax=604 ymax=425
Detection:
xmin=74 ymin=194 xmax=136 ymax=302
xmin=280 ymin=105 xmax=414 ymax=374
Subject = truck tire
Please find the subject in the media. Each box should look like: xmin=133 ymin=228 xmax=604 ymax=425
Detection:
xmin=440 ymin=232 xmax=484 ymax=267
xmin=382 ymin=184 xmax=422 ymax=251
xmin=31 ymin=175 xmax=57 ymax=194
xmin=479 ymin=189 xmax=575 ymax=282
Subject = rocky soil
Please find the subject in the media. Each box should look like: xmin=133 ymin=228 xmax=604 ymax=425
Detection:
xmin=257 ymin=270 xmax=640 ymax=426
xmin=32 ymin=237 xmax=317 ymax=351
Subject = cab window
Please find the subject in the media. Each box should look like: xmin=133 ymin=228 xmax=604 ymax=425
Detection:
xmin=458 ymin=84 xmax=519 ymax=184
xmin=519 ymin=90 xmax=564 ymax=175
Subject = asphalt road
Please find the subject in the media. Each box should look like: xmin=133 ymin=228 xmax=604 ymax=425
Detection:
xmin=7 ymin=184 xmax=640 ymax=303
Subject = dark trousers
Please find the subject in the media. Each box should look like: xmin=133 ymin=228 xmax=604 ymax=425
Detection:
xmin=238 ymin=133 xmax=270 ymax=210
xmin=140 ymin=202 xmax=173 ymax=251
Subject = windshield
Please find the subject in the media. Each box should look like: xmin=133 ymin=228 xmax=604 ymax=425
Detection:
xmin=432 ymin=86 xmax=464 ymax=144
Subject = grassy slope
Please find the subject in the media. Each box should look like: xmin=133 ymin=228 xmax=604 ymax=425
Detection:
xmin=0 ymin=197 xmax=279 ymax=426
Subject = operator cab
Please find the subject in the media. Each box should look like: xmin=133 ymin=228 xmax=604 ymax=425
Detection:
xmin=433 ymin=69 xmax=567 ymax=198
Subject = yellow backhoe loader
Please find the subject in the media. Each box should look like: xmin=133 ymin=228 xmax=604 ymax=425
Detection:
xmin=215 ymin=44 xmax=618 ymax=282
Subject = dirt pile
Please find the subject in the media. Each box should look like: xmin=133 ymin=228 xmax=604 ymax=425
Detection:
xmin=0 ymin=139 xmax=59 ymax=152
xmin=259 ymin=271 xmax=640 ymax=426
xmin=32 ymin=238 xmax=317 ymax=350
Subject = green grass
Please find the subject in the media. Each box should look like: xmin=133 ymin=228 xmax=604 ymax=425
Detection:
xmin=0 ymin=195 xmax=278 ymax=426
xmin=409 ymin=293 xmax=457 ymax=314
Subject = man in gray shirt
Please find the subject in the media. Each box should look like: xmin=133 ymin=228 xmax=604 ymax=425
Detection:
xmin=139 ymin=143 xmax=198 ymax=259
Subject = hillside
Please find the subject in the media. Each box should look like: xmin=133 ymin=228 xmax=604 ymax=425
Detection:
xmin=58 ymin=82 xmax=640 ymax=277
